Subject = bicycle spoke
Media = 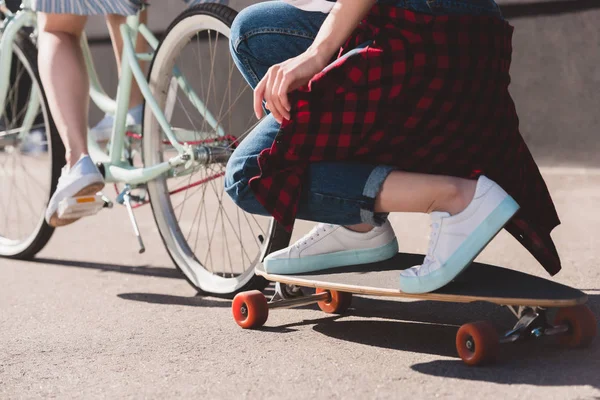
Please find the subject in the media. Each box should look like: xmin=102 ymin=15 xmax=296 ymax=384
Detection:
xmin=207 ymin=173 xmax=254 ymax=266
xmin=213 ymin=48 xmax=238 ymax=131
xmin=143 ymin=6 xmax=279 ymax=293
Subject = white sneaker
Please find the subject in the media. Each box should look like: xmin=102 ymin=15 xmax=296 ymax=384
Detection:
xmin=264 ymin=220 xmax=399 ymax=274
xmin=90 ymin=104 xmax=143 ymax=143
xmin=399 ymin=176 xmax=520 ymax=294
xmin=45 ymin=155 xmax=105 ymax=227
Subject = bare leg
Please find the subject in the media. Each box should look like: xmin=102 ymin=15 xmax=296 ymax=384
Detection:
xmin=37 ymin=14 xmax=88 ymax=167
xmin=347 ymin=172 xmax=477 ymax=232
xmin=375 ymin=172 xmax=476 ymax=215
xmin=105 ymin=10 xmax=148 ymax=109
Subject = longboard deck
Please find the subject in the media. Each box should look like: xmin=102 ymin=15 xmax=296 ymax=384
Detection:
xmin=256 ymin=253 xmax=586 ymax=308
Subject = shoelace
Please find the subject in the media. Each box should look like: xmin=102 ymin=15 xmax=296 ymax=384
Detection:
xmin=295 ymin=224 xmax=333 ymax=249
xmin=422 ymin=221 xmax=441 ymax=266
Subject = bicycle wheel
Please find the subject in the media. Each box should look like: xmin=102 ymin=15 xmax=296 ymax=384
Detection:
xmin=0 ymin=31 xmax=63 ymax=258
xmin=143 ymin=3 xmax=291 ymax=297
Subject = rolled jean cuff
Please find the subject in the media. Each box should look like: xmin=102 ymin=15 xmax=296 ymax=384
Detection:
xmin=360 ymin=165 xmax=396 ymax=226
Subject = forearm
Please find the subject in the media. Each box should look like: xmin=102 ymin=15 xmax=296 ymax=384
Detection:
xmin=308 ymin=0 xmax=376 ymax=68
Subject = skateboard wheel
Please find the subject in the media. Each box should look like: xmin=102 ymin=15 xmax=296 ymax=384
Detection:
xmin=553 ymin=305 xmax=597 ymax=348
xmin=456 ymin=321 xmax=499 ymax=366
xmin=316 ymin=289 xmax=352 ymax=314
xmin=232 ymin=290 xmax=269 ymax=329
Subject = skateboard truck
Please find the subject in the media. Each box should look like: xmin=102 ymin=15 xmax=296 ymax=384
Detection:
xmin=271 ymin=282 xmax=305 ymax=302
xmin=116 ymin=184 xmax=145 ymax=254
xmin=57 ymin=193 xmax=112 ymax=220
xmin=268 ymin=290 xmax=331 ymax=310
xmin=500 ymin=306 xmax=569 ymax=344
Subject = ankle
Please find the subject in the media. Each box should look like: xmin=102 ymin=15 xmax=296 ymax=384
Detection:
xmin=430 ymin=178 xmax=476 ymax=215
xmin=65 ymin=150 xmax=88 ymax=168
xmin=448 ymin=179 xmax=477 ymax=215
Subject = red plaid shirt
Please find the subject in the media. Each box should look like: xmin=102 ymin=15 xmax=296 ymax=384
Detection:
xmin=249 ymin=5 xmax=562 ymax=275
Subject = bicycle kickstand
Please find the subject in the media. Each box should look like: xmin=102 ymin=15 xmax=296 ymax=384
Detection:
xmin=117 ymin=185 xmax=145 ymax=254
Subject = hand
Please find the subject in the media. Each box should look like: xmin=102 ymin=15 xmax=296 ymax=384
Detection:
xmin=254 ymin=49 xmax=327 ymax=124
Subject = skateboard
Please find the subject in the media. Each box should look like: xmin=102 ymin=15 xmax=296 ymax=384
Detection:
xmin=231 ymin=252 xmax=597 ymax=366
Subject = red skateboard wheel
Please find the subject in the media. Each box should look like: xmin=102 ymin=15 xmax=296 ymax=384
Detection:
xmin=456 ymin=321 xmax=499 ymax=366
xmin=232 ymin=290 xmax=269 ymax=329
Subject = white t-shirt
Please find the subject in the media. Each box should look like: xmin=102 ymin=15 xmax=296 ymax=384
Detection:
xmin=282 ymin=0 xmax=336 ymax=13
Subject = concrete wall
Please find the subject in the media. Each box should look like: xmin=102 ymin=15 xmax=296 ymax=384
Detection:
xmin=86 ymin=0 xmax=600 ymax=167
xmin=497 ymin=0 xmax=600 ymax=168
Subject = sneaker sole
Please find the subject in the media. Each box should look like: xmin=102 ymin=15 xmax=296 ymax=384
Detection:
xmin=48 ymin=182 xmax=105 ymax=228
xmin=399 ymin=195 xmax=520 ymax=294
xmin=264 ymin=237 xmax=399 ymax=275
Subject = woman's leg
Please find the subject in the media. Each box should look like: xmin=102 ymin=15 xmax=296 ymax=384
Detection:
xmin=37 ymin=14 xmax=89 ymax=167
xmin=227 ymin=116 xmax=476 ymax=225
xmin=90 ymin=12 xmax=148 ymax=142
xmin=38 ymin=14 xmax=105 ymax=227
xmin=226 ymin=115 xmax=396 ymax=227
xmin=105 ymin=11 xmax=148 ymax=109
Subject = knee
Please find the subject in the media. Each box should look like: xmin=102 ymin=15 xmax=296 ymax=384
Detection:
xmin=37 ymin=14 xmax=87 ymax=37
xmin=230 ymin=6 xmax=252 ymax=54
xmin=224 ymin=152 xmax=245 ymax=193
xmin=224 ymin=154 xmax=252 ymax=207
xmin=229 ymin=3 xmax=271 ymax=55
xmin=224 ymin=152 xmax=267 ymax=215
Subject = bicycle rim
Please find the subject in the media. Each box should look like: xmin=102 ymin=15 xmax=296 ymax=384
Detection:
xmin=0 ymin=33 xmax=58 ymax=258
xmin=143 ymin=4 xmax=287 ymax=296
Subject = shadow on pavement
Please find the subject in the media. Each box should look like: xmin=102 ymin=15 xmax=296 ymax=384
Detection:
xmin=115 ymin=284 xmax=313 ymax=313
xmin=260 ymin=315 xmax=344 ymax=334
xmin=117 ymin=292 xmax=229 ymax=307
xmin=410 ymin=349 xmax=600 ymax=388
xmin=341 ymin=295 xmax=516 ymax=328
xmin=309 ymin=294 xmax=599 ymax=385
xmin=314 ymin=319 xmax=459 ymax=357
xmin=29 ymin=257 xmax=184 ymax=279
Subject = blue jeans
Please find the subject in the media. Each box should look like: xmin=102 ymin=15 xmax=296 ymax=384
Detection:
xmin=225 ymin=0 xmax=503 ymax=226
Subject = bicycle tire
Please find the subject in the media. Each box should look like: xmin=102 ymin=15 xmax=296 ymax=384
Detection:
xmin=143 ymin=3 xmax=291 ymax=298
xmin=0 ymin=31 xmax=64 ymax=259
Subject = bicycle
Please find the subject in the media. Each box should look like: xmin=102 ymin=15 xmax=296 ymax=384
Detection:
xmin=0 ymin=0 xmax=291 ymax=297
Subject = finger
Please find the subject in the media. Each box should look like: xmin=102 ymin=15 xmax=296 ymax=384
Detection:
xmin=253 ymin=78 xmax=266 ymax=119
xmin=265 ymin=68 xmax=282 ymax=123
xmin=277 ymin=73 xmax=291 ymax=121
xmin=270 ymin=68 xmax=287 ymax=122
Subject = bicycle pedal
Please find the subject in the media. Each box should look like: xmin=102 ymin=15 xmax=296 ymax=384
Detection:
xmin=57 ymin=194 xmax=106 ymax=219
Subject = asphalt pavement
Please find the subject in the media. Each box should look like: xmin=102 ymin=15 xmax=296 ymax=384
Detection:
xmin=2 ymin=167 xmax=599 ymax=399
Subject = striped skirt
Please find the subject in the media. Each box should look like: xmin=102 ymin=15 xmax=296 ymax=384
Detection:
xmin=33 ymin=0 xmax=143 ymax=15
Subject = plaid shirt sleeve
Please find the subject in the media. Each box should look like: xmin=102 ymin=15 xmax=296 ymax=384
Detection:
xmin=249 ymin=5 xmax=562 ymax=276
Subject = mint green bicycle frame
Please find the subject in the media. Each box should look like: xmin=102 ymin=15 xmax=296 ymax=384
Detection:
xmin=0 ymin=0 xmax=225 ymax=186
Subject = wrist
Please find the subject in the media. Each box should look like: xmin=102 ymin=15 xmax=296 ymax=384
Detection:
xmin=306 ymin=44 xmax=337 ymax=70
